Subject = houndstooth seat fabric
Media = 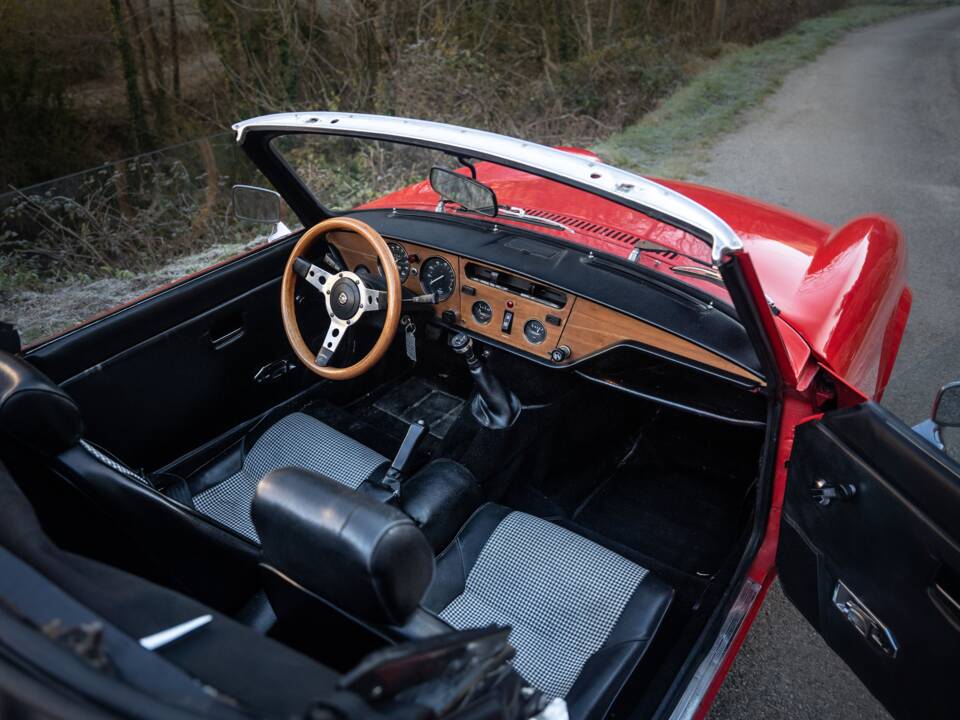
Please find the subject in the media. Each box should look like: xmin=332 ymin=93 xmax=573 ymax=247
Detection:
xmin=423 ymin=504 xmax=673 ymax=711
xmin=193 ymin=412 xmax=387 ymax=543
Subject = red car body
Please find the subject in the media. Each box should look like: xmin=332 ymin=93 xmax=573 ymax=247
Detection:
xmin=364 ymin=146 xmax=912 ymax=718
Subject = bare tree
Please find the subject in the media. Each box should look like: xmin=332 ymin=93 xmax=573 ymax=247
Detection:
xmin=108 ymin=0 xmax=152 ymax=151
xmin=169 ymin=0 xmax=181 ymax=100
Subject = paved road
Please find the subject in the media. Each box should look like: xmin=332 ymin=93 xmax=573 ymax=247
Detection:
xmin=701 ymin=7 xmax=960 ymax=719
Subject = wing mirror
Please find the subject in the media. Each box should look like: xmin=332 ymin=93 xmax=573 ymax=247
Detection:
xmin=429 ymin=167 xmax=497 ymax=217
xmin=233 ymin=184 xmax=281 ymax=224
xmin=913 ymin=381 xmax=960 ymax=451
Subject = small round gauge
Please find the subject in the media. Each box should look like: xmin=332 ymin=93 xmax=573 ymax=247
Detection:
xmin=524 ymin=319 xmax=547 ymax=345
xmin=383 ymin=242 xmax=410 ymax=283
xmin=420 ymin=257 xmax=456 ymax=301
xmin=472 ymin=300 xmax=493 ymax=324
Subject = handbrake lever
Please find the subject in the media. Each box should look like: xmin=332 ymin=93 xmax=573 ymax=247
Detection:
xmin=380 ymin=419 xmax=429 ymax=495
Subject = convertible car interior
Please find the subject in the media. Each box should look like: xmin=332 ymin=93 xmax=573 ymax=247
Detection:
xmin=0 ymin=116 xmax=775 ymax=719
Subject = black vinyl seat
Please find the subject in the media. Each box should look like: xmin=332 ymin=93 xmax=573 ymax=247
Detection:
xmin=0 ymin=350 xmax=390 ymax=546
xmin=0 ymin=457 xmax=339 ymax=718
xmin=424 ymin=504 xmax=674 ymax=718
xmin=191 ymin=411 xmax=389 ymax=543
xmin=254 ymin=467 xmax=674 ymax=720
xmin=0 ymin=457 xmax=530 ymax=720
xmin=0 ymin=350 xmax=395 ymax=611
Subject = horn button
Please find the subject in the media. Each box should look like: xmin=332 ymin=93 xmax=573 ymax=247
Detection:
xmin=330 ymin=277 xmax=362 ymax=320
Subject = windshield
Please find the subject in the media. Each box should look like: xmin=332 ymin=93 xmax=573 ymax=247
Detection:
xmin=271 ymin=133 xmax=726 ymax=298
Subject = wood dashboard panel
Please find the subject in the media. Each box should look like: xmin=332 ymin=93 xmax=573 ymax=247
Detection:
xmin=457 ymin=263 xmax=573 ymax=361
xmin=327 ymin=232 xmax=762 ymax=384
xmin=557 ymin=299 xmax=764 ymax=383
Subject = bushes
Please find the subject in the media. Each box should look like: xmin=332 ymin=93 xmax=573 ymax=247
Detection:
xmin=0 ymin=135 xmax=270 ymax=287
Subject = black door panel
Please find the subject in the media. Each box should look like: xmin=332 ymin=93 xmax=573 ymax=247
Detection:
xmin=27 ymin=238 xmax=295 ymax=382
xmin=779 ymin=402 xmax=960 ymax=720
xmin=24 ymin=237 xmax=316 ymax=471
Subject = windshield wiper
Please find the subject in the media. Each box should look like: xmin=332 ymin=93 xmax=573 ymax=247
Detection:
xmin=628 ymin=243 xmax=713 ymax=267
xmin=493 ymin=206 xmax=574 ymax=232
xmin=670 ymin=265 xmax=724 ymax=286
xmin=448 ymin=204 xmax=574 ymax=233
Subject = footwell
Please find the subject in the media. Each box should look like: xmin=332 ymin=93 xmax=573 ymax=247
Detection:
xmin=370 ymin=377 xmax=465 ymax=439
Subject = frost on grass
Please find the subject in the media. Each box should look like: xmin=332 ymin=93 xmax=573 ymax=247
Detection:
xmin=3 ymin=241 xmax=254 ymax=345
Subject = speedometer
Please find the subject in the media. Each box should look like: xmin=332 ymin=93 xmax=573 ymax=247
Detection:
xmin=420 ymin=257 xmax=456 ymax=301
xmin=384 ymin=242 xmax=410 ymax=283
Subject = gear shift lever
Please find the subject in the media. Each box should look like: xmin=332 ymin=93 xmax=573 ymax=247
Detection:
xmin=450 ymin=333 xmax=521 ymax=429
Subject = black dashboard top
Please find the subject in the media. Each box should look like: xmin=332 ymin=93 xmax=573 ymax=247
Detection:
xmin=347 ymin=209 xmax=762 ymax=379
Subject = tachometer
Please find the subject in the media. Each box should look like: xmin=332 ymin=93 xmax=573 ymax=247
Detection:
xmin=383 ymin=242 xmax=410 ymax=283
xmin=420 ymin=257 xmax=456 ymax=301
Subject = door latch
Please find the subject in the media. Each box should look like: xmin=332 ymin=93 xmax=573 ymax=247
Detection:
xmin=811 ymin=478 xmax=856 ymax=506
xmin=254 ymin=359 xmax=294 ymax=384
xmin=833 ymin=581 xmax=898 ymax=658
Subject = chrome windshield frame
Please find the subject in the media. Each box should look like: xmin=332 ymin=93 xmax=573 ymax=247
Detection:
xmin=233 ymin=112 xmax=743 ymax=265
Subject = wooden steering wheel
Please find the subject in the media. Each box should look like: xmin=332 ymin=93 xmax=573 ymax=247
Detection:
xmin=281 ymin=217 xmax=402 ymax=380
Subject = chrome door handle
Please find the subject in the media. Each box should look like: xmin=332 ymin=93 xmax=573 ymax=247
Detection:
xmin=833 ymin=581 xmax=898 ymax=658
xmin=254 ymin=359 xmax=294 ymax=384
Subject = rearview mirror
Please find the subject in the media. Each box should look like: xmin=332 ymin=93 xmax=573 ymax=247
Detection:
xmin=233 ymin=184 xmax=281 ymax=224
xmin=429 ymin=167 xmax=497 ymax=217
xmin=933 ymin=381 xmax=960 ymax=427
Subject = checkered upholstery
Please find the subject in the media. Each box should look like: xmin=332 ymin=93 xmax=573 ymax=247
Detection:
xmin=439 ymin=511 xmax=648 ymax=698
xmin=193 ymin=412 xmax=387 ymax=543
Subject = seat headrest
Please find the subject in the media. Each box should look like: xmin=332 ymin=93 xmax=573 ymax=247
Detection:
xmin=252 ymin=467 xmax=435 ymax=627
xmin=0 ymin=351 xmax=83 ymax=457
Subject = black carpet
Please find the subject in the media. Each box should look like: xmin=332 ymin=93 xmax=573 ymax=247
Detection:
xmin=371 ymin=377 xmax=464 ymax=439
xmin=573 ymin=463 xmax=748 ymax=577
xmin=307 ymin=375 xmax=466 ymax=466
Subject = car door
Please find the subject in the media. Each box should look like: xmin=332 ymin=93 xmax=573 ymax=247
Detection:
xmin=23 ymin=236 xmax=315 ymax=473
xmin=777 ymin=401 xmax=960 ymax=720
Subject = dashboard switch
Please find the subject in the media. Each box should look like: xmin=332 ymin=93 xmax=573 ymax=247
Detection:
xmin=545 ymin=314 xmax=562 ymax=327
xmin=550 ymin=345 xmax=571 ymax=363
xmin=501 ymin=310 xmax=514 ymax=334
xmin=441 ymin=309 xmax=458 ymax=325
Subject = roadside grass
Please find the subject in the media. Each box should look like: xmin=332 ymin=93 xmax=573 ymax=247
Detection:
xmin=595 ymin=3 xmax=936 ymax=180
xmin=4 ymin=240 xmax=254 ymax=344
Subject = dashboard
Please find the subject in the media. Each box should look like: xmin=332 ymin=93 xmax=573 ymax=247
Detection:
xmin=327 ymin=230 xmax=764 ymax=386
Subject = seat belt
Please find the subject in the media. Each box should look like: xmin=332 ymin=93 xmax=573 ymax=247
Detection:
xmin=0 ymin=546 xmax=248 ymax=719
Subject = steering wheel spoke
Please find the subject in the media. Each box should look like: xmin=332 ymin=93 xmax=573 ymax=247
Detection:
xmin=293 ymin=257 xmax=333 ymax=297
xmin=316 ymin=318 xmax=348 ymax=367
xmin=363 ymin=287 xmax=389 ymax=311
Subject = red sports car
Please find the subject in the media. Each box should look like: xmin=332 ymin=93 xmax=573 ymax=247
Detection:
xmin=0 ymin=113 xmax=956 ymax=720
